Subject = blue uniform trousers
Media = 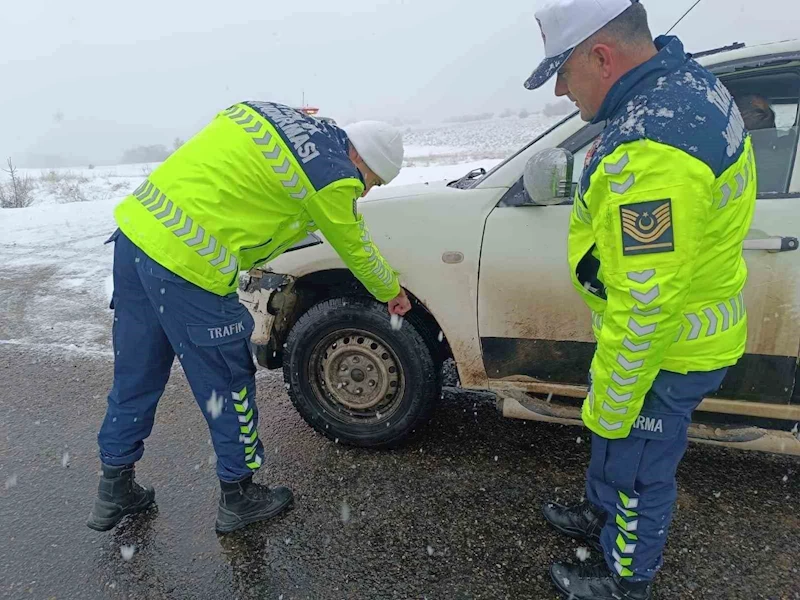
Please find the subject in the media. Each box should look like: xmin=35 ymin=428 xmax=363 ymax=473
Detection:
xmin=586 ymin=368 xmax=728 ymax=581
xmin=97 ymin=231 xmax=263 ymax=482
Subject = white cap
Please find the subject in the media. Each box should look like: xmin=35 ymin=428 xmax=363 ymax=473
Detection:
xmin=343 ymin=121 xmax=404 ymax=184
xmin=525 ymin=0 xmax=637 ymax=90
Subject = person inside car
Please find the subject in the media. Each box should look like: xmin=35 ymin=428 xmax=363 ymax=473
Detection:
xmin=736 ymin=94 xmax=796 ymax=193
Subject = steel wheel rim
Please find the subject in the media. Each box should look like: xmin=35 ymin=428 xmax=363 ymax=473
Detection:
xmin=309 ymin=328 xmax=405 ymax=423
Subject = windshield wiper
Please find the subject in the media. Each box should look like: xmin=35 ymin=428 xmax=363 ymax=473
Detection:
xmin=447 ymin=167 xmax=487 ymax=189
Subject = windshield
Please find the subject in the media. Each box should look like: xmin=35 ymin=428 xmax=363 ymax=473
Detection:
xmin=472 ymin=110 xmax=580 ymax=188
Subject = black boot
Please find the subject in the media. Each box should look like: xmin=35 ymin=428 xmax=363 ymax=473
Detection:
xmin=550 ymin=560 xmax=653 ymax=600
xmin=87 ymin=463 xmax=155 ymax=532
xmin=215 ymin=476 xmax=293 ymax=534
xmin=542 ymin=498 xmax=606 ymax=551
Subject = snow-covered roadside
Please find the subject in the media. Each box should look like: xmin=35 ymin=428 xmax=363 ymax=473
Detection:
xmin=0 ymin=197 xmax=120 ymax=354
xmin=15 ymin=163 xmax=159 ymax=207
xmin=0 ymin=160 xmax=500 ymax=356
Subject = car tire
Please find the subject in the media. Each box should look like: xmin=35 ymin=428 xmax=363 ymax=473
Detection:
xmin=283 ymin=296 xmax=440 ymax=448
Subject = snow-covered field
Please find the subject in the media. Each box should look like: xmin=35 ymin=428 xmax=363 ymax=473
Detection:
xmin=0 ymin=115 xmax=558 ymax=355
xmin=9 ymin=113 xmax=558 ymax=205
xmin=403 ymin=114 xmax=558 ymax=164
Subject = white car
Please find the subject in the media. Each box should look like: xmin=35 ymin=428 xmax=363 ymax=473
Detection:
xmin=239 ymin=40 xmax=800 ymax=456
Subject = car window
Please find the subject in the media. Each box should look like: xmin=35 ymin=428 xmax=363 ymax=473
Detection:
xmin=571 ymin=141 xmax=597 ymax=190
xmin=568 ymin=96 xmax=799 ymax=197
xmin=561 ymin=120 xmax=605 ymax=203
xmin=745 ymin=99 xmax=799 ymax=195
xmin=748 ymin=121 xmax=799 ymax=195
xmin=500 ymin=70 xmax=800 ymax=208
xmin=725 ymin=71 xmax=800 ymax=196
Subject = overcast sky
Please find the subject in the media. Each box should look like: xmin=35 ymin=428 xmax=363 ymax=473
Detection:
xmin=1 ymin=0 xmax=798 ymax=165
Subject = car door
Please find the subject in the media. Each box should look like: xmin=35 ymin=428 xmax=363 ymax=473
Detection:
xmin=477 ymin=120 xmax=603 ymax=393
xmin=477 ymin=66 xmax=800 ymax=408
xmin=718 ymin=68 xmax=800 ymax=405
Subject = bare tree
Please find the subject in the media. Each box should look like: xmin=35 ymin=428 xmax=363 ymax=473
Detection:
xmin=0 ymin=158 xmax=34 ymax=209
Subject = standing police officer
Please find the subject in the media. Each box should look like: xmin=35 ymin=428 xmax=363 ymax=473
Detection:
xmin=524 ymin=1 xmax=756 ymax=598
xmin=87 ymin=102 xmax=411 ymax=534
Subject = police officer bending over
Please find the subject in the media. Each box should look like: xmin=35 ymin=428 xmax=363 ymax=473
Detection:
xmin=88 ymin=103 xmax=411 ymax=534
xmin=524 ymin=0 xmax=756 ymax=598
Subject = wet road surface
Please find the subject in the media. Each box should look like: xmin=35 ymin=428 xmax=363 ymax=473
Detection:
xmin=0 ymin=346 xmax=798 ymax=600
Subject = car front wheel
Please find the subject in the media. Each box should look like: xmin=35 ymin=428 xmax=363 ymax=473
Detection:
xmin=283 ymin=296 xmax=440 ymax=448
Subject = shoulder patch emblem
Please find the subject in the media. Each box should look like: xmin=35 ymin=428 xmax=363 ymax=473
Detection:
xmin=620 ymin=200 xmax=675 ymax=256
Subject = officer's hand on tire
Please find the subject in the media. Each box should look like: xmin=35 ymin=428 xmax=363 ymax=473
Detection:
xmin=388 ymin=288 xmax=412 ymax=316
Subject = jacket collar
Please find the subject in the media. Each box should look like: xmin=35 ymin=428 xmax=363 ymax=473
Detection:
xmin=592 ymin=35 xmax=690 ymax=124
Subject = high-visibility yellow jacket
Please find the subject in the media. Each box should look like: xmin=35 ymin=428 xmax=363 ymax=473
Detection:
xmin=568 ymin=36 xmax=757 ymax=439
xmin=114 ymin=101 xmax=400 ymax=301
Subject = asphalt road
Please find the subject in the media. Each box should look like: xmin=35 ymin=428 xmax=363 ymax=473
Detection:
xmin=0 ymin=346 xmax=798 ymax=600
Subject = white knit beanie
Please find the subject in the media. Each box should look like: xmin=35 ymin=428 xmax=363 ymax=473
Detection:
xmin=343 ymin=121 xmax=405 ymax=184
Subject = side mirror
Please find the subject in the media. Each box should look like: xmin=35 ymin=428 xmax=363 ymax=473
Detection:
xmin=522 ymin=148 xmax=575 ymax=206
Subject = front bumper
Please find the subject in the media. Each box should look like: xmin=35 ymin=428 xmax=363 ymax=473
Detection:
xmin=238 ymin=270 xmax=296 ymax=369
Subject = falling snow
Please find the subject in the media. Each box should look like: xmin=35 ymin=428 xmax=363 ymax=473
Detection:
xmin=206 ymin=390 xmax=224 ymax=419
xmin=61 ymin=452 xmax=70 ymax=468
xmin=427 ymin=546 xmax=434 ymax=556
xmin=576 ymin=436 xmax=583 ymax=444
xmin=438 ymin=331 xmax=444 ymax=342
xmin=783 ymin=475 xmax=789 ymax=483
xmin=120 ymin=545 xmax=136 ymax=561
xmin=713 ymin=491 xmax=722 ymax=499
xmin=340 ymin=500 xmax=351 ymax=524
xmin=160 ymin=288 xmax=165 ymax=295
xmin=390 ymin=314 xmax=404 ymax=331
xmin=159 ymin=306 xmax=164 ymax=314
xmin=576 ymin=547 xmax=590 ymax=562
xmin=5 ymin=474 xmax=18 ymax=489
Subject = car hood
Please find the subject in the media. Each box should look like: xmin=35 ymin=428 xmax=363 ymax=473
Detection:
xmin=359 ymin=180 xmax=451 ymax=203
